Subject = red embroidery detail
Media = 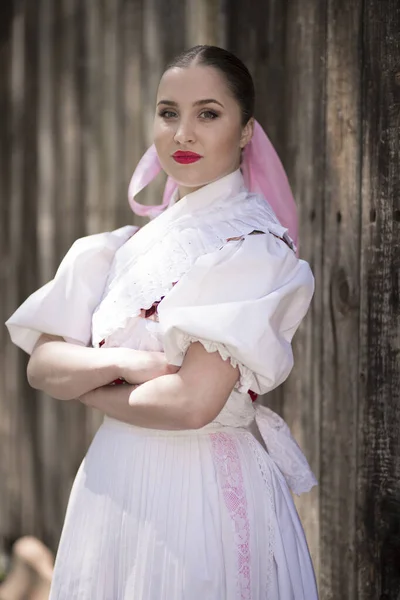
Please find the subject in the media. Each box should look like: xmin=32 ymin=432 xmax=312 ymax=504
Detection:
xmin=248 ymin=390 xmax=258 ymax=403
xmin=210 ymin=432 xmax=251 ymax=599
xmin=142 ymin=281 xmax=179 ymax=319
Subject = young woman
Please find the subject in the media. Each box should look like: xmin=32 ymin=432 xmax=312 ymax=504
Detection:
xmin=6 ymin=46 xmax=319 ymax=599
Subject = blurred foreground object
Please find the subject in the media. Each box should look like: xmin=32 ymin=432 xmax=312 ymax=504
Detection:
xmin=0 ymin=537 xmax=53 ymax=600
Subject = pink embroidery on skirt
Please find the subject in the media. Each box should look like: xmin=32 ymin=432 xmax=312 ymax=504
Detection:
xmin=210 ymin=432 xmax=251 ymax=599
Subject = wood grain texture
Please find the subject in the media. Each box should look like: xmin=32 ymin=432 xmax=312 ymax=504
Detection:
xmin=0 ymin=0 xmax=18 ymax=554
xmin=320 ymin=1 xmax=363 ymax=597
xmin=282 ymin=0 xmax=327 ymax=584
xmin=357 ymin=0 xmax=400 ymax=597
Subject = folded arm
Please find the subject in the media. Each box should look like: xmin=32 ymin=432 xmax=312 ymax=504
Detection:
xmin=27 ymin=334 xmax=176 ymax=401
xmin=80 ymin=341 xmax=240 ymax=430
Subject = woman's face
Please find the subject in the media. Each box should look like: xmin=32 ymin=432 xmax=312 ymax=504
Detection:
xmin=154 ymin=64 xmax=253 ymax=198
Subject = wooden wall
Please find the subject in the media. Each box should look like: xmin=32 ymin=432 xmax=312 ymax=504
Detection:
xmin=0 ymin=0 xmax=399 ymax=598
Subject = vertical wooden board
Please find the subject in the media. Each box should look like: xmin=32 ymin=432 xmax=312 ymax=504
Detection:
xmin=18 ymin=0 xmax=42 ymax=540
xmin=184 ymin=0 xmax=225 ymax=47
xmin=320 ymin=0 xmax=362 ymax=597
xmin=282 ymin=0 xmax=327 ymax=584
xmin=37 ymin=0 xmax=56 ymax=287
xmin=99 ymin=0 xmax=123 ymax=228
xmin=158 ymin=0 xmax=185 ymax=61
xmin=0 ymin=0 xmax=16 ymax=549
xmin=83 ymin=0 xmax=103 ymax=235
xmin=119 ymin=0 xmax=144 ymax=230
xmin=4 ymin=1 xmax=27 ymax=545
xmin=50 ymin=0 xmax=89 ymax=539
xmin=357 ymin=1 xmax=400 ymax=597
xmin=2 ymin=0 xmax=42 ymax=541
xmin=0 ymin=1 xmax=13 ymax=259
xmin=140 ymin=0 xmax=164 ymax=149
xmin=227 ymin=0 xmax=288 ymax=154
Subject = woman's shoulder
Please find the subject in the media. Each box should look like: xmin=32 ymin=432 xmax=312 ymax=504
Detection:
xmin=68 ymin=225 xmax=138 ymax=254
xmin=56 ymin=225 xmax=139 ymax=272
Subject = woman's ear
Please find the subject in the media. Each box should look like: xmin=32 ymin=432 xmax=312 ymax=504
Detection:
xmin=240 ymin=117 xmax=254 ymax=149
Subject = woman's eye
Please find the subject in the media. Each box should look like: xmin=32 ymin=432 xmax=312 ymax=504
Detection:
xmin=159 ymin=110 xmax=177 ymax=119
xmin=200 ymin=110 xmax=218 ymax=120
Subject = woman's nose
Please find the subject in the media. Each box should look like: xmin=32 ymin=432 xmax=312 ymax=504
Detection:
xmin=174 ymin=120 xmax=196 ymax=144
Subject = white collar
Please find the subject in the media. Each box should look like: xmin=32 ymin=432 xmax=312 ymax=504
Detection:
xmin=168 ymin=168 xmax=245 ymax=212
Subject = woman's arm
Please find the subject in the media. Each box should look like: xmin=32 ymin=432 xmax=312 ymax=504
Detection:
xmin=80 ymin=342 xmax=240 ymax=430
xmin=27 ymin=334 xmax=176 ymax=401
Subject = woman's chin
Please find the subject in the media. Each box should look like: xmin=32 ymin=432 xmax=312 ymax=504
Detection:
xmin=166 ymin=169 xmax=211 ymax=189
xmin=165 ymin=165 xmax=226 ymax=189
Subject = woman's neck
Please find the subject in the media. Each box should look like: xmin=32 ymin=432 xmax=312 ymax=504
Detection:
xmin=177 ymin=165 xmax=242 ymax=202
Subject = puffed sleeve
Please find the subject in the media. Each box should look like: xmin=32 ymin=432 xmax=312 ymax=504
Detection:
xmin=157 ymin=232 xmax=315 ymax=395
xmin=5 ymin=225 xmax=138 ymax=354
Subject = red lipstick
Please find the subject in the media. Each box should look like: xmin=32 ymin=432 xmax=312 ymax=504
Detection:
xmin=172 ymin=151 xmax=202 ymax=164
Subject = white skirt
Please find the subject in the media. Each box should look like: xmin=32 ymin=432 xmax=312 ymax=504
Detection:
xmin=49 ymin=417 xmax=318 ymax=599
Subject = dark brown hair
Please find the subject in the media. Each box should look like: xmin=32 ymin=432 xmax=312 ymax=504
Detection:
xmin=165 ymin=45 xmax=255 ymax=126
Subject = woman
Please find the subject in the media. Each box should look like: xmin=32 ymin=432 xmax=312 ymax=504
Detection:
xmin=6 ymin=45 xmax=318 ymax=599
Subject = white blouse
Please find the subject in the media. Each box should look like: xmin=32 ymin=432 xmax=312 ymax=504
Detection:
xmin=6 ymin=168 xmax=317 ymax=495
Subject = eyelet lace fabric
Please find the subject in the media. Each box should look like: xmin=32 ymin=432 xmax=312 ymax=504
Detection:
xmin=91 ymin=192 xmax=293 ymax=348
xmin=243 ymin=433 xmax=276 ymax=597
xmin=210 ymin=432 xmax=252 ymax=599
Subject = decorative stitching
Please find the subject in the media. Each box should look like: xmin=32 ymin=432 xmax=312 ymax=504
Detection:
xmin=243 ymin=434 xmax=276 ymax=597
xmin=210 ymin=432 xmax=252 ymax=599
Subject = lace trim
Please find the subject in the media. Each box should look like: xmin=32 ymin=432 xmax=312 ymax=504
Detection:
xmin=210 ymin=432 xmax=252 ymax=599
xmin=243 ymin=434 xmax=275 ymax=597
xmin=179 ymin=334 xmax=255 ymax=394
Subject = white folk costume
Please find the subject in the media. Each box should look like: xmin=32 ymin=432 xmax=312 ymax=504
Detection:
xmin=7 ymin=162 xmax=319 ymax=598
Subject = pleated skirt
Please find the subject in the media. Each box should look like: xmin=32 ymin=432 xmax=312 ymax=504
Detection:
xmin=49 ymin=417 xmax=318 ymax=600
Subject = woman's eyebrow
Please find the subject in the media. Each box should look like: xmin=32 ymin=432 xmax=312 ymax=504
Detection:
xmin=157 ymin=98 xmax=224 ymax=108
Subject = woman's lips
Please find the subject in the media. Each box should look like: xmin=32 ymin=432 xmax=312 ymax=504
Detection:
xmin=172 ymin=151 xmax=202 ymax=164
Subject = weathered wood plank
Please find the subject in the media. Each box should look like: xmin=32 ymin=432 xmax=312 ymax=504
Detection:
xmin=118 ymin=0 xmax=142 ymax=228
xmin=282 ymin=0 xmax=327 ymax=585
xmin=18 ymin=0 xmax=41 ymax=540
xmin=0 ymin=0 xmax=16 ymax=552
xmin=5 ymin=1 xmax=29 ymax=544
xmin=83 ymin=0 xmax=103 ymax=235
xmin=185 ymin=0 xmax=225 ymax=47
xmin=320 ymin=0 xmax=362 ymax=597
xmin=357 ymin=0 xmax=400 ymax=597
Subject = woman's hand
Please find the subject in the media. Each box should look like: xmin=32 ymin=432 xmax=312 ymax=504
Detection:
xmin=117 ymin=349 xmax=180 ymax=384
